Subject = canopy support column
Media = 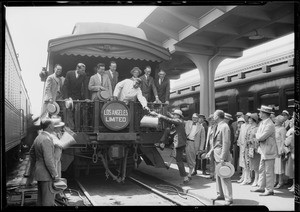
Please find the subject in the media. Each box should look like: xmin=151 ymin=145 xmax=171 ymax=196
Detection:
xmin=184 ymin=52 xmax=226 ymax=117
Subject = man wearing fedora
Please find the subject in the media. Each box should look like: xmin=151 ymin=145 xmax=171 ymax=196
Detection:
xmin=88 ymin=63 xmax=113 ymax=101
xmin=27 ymin=118 xmax=59 ymax=206
xmin=105 ymin=61 xmax=119 ymax=91
xmin=150 ymin=109 xmax=190 ymax=185
xmin=154 ymin=70 xmax=170 ymax=105
xmin=139 ymin=66 xmax=160 ymax=103
xmin=251 ymin=105 xmax=277 ymax=196
xmin=185 ymin=113 xmax=205 ymax=179
xmin=113 ymin=67 xmax=149 ymax=111
xmin=210 ymin=110 xmax=233 ymax=206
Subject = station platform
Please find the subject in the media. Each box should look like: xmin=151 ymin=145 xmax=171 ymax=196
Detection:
xmin=5 ymin=149 xmax=295 ymax=210
xmin=137 ymin=147 xmax=295 ymax=211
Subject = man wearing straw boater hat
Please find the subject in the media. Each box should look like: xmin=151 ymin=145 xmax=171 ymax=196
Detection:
xmin=113 ymin=67 xmax=149 ymax=111
xmin=251 ymin=105 xmax=277 ymax=196
xmin=150 ymin=109 xmax=190 ymax=185
xmin=210 ymin=110 xmax=233 ymax=206
xmin=27 ymin=118 xmax=59 ymax=206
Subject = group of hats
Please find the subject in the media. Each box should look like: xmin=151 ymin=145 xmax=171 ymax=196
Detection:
xmin=46 ymin=98 xmax=74 ymax=115
xmin=192 ymin=113 xmax=206 ymax=118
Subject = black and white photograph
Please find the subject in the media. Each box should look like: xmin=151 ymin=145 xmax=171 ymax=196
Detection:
xmin=2 ymin=1 xmax=298 ymax=210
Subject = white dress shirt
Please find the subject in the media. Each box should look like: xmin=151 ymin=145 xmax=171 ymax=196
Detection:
xmin=187 ymin=124 xmax=197 ymax=141
xmin=113 ymin=79 xmax=147 ymax=108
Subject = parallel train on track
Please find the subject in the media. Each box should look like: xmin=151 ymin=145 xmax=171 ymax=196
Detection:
xmin=169 ymin=34 xmax=295 ymax=119
xmin=5 ymin=22 xmax=32 ymax=164
xmin=42 ymin=22 xmax=170 ymax=181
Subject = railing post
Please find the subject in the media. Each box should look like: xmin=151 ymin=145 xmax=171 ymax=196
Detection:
xmin=82 ymin=102 xmax=88 ymax=131
xmin=129 ymin=101 xmax=134 ymax=132
xmin=94 ymin=101 xmax=99 ymax=133
xmin=75 ymin=102 xmax=81 ymax=132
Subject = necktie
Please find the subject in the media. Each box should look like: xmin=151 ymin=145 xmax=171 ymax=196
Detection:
xmin=159 ymin=79 xmax=161 ymax=85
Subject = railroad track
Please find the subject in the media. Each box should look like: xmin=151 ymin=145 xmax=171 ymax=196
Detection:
xmin=73 ymin=170 xmax=206 ymax=206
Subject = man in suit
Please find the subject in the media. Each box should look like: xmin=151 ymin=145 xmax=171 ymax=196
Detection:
xmin=204 ymin=114 xmax=217 ymax=180
xmin=251 ymin=105 xmax=277 ymax=196
xmin=105 ymin=61 xmax=119 ymax=92
xmin=139 ymin=66 xmax=160 ymax=103
xmin=185 ymin=113 xmax=205 ymax=179
xmin=63 ymin=63 xmax=89 ymax=100
xmin=209 ymin=110 xmax=233 ymax=206
xmin=63 ymin=63 xmax=89 ymax=129
xmin=194 ymin=114 xmax=209 ymax=175
xmin=42 ymin=64 xmax=63 ymax=114
xmin=154 ymin=70 xmax=170 ymax=104
xmin=88 ymin=63 xmax=113 ymax=101
xmin=231 ymin=112 xmax=243 ymax=171
xmin=151 ymin=109 xmax=190 ymax=185
xmin=27 ymin=118 xmax=59 ymax=206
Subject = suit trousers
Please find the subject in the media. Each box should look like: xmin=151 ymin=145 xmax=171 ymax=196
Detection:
xmin=257 ymin=158 xmax=275 ymax=192
xmin=37 ymin=181 xmax=55 ymax=206
xmin=215 ymin=162 xmax=233 ymax=201
xmin=175 ymin=146 xmax=188 ymax=177
xmin=185 ymin=140 xmax=196 ymax=169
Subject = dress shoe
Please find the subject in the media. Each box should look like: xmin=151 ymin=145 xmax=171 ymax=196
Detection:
xmin=182 ymin=179 xmax=190 ymax=185
xmin=241 ymin=180 xmax=251 ymax=185
xmin=212 ymin=196 xmax=225 ymax=201
xmin=251 ymin=182 xmax=258 ymax=187
xmin=251 ymin=188 xmax=265 ymax=193
xmin=191 ymin=171 xmax=197 ymax=176
xmin=274 ymin=182 xmax=278 ymax=187
xmin=259 ymin=191 xmax=274 ymax=196
xmin=237 ymin=178 xmax=244 ymax=183
xmin=275 ymin=184 xmax=283 ymax=189
xmin=202 ymin=171 xmax=209 ymax=175
xmin=224 ymin=200 xmax=233 ymax=206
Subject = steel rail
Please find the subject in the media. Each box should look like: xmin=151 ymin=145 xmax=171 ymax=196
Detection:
xmin=128 ymin=176 xmax=187 ymax=206
xmin=75 ymin=179 xmax=97 ymax=206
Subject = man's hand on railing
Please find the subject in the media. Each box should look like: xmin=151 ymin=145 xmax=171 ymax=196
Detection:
xmin=85 ymin=99 xmax=91 ymax=102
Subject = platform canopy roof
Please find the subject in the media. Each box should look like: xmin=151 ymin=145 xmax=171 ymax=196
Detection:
xmin=138 ymin=2 xmax=295 ymax=79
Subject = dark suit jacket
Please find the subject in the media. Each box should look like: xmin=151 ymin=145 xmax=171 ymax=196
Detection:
xmin=105 ymin=70 xmax=119 ymax=92
xmin=154 ymin=77 xmax=170 ymax=103
xmin=63 ymin=70 xmax=89 ymax=100
xmin=159 ymin=115 xmax=186 ymax=148
xmin=139 ymin=75 xmax=158 ymax=101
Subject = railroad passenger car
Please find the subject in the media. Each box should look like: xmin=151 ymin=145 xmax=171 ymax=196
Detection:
xmin=42 ymin=22 xmax=171 ymax=181
xmin=5 ymin=22 xmax=32 ymax=162
xmin=169 ymin=34 xmax=295 ymax=119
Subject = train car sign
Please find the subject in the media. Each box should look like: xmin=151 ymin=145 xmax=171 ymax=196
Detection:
xmin=101 ymin=101 xmax=130 ymax=131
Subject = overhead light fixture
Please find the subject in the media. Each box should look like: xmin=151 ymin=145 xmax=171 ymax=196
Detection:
xmin=249 ymin=29 xmax=264 ymax=40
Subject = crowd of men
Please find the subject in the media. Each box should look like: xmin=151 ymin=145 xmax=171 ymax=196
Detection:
xmin=29 ymin=61 xmax=294 ymax=206
xmin=151 ymin=106 xmax=295 ymax=205
xmin=43 ymin=61 xmax=170 ymax=112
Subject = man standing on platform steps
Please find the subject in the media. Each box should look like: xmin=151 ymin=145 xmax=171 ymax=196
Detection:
xmin=150 ymin=109 xmax=190 ymax=185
